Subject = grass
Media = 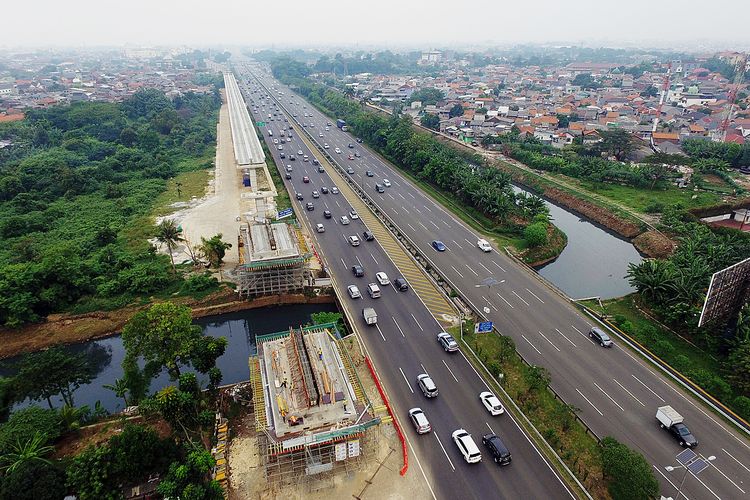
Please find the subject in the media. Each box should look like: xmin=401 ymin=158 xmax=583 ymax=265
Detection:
xmin=261 ymin=139 xmax=294 ymax=213
xmin=575 ymin=178 xmax=722 ymax=213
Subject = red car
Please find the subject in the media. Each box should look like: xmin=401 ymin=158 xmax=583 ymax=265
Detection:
xmin=303 ymin=176 xmax=310 ymax=183
xmin=348 ymin=154 xmax=354 ymax=160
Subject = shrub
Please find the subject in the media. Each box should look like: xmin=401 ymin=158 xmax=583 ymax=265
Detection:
xmin=181 ymin=273 xmax=218 ymax=294
xmin=0 ymin=407 xmax=61 ymax=455
xmin=654 ymin=339 xmax=675 ymax=357
xmin=732 ymin=396 xmax=750 ymax=420
xmin=644 ymin=201 xmax=665 ymax=214
xmin=0 ymin=460 xmax=66 ymax=500
xmin=524 ymin=222 xmax=548 ymax=247
xmin=600 ymin=436 xmax=659 ymax=499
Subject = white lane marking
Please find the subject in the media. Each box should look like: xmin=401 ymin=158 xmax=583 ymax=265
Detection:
xmin=526 ymin=288 xmax=545 ymax=304
xmin=407 ymin=192 xmax=416 ymax=199
xmin=441 ymin=219 xmax=451 ymax=227
xmin=412 ymin=313 xmax=424 ymax=331
xmin=493 ymin=261 xmax=507 ymax=272
xmin=479 ymin=262 xmax=493 ymax=274
xmin=465 ymin=264 xmax=479 ymax=276
xmin=464 ymin=238 xmax=473 ymax=246
xmin=452 ymin=240 xmax=464 ymax=249
xmin=390 ymin=207 xmax=398 ymax=214
xmin=482 ymin=296 xmax=498 ymax=312
xmin=375 ymin=324 xmax=386 ymax=342
xmin=571 ymin=325 xmax=589 ymax=339
xmin=399 ymin=367 xmax=414 ymax=393
xmin=613 ymin=379 xmax=645 ymax=407
xmin=408 ymin=223 xmax=417 ymax=232
xmin=388 ymin=193 xmax=395 ymax=201
xmin=575 ymin=388 xmax=604 ymax=416
xmin=654 ymin=466 xmax=691 ymax=500
xmin=538 ymin=331 xmax=561 ymax=352
xmin=335 ymin=199 xmax=341 ymax=208
xmin=442 ymin=359 xmax=459 ymax=383
xmin=593 ymin=382 xmax=625 ymax=411
xmin=397 ymin=192 xmax=406 ymax=200
xmin=485 ymin=422 xmax=496 ymax=435
xmin=355 ymin=255 xmax=363 ymax=266
xmin=451 ymin=265 xmax=465 ymax=278
xmin=429 ymin=221 xmax=440 ymax=230
xmin=418 ymin=221 xmax=429 ymax=231
xmin=414 ymin=206 xmax=422 ymax=214
xmin=710 ymin=460 xmax=746 ymax=493
xmin=522 ymin=335 xmax=542 ymax=355
xmin=723 ymin=448 xmax=750 ymax=474
xmin=393 ymin=317 xmax=406 ymax=338
xmin=512 ymin=290 xmax=530 ymax=306
xmin=423 ymin=205 xmax=432 ymax=212
xmin=555 ymin=328 xmax=577 ymax=347
xmin=631 ymin=374 xmax=665 ymax=402
xmin=340 ymin=258 xmax=346 ymax=267
xmin=496 ymin=292 xmax=514 ymax=309
xmin=433 ymin=432 xmax=455 ymax=472
xmin=420 ymin=363 xmax=428 ymax=374
xmin=371 ymin=253 xmax=379 ymax=265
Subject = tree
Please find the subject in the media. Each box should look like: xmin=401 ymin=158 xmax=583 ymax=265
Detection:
xmin=524 ymin=222 xmax=548 ymax=247
xmin=0 ymin=431 xmax=55 ymax=474
xmin=420 ymin=113 xmax=440 ymax=131
xmin=597 ymin=129 xmax=635 ymax=161
xmin=155 ymin=219 xmax=184 ymax=272
xmin=407 ymin=88 xmax=445 ymax=106
xmin=600 ymin=437 xmax=659 ymax=499
xmin=556 ymin=114 xmax=570 ymax=128
xmin=197 ymin=234 xmax=232 ymax=268
xmin=449 ymin=103 xmax=464 ymax=118
xmin=728 ymin=341 xmax=750 ymax=394
xmin=14 ymin=347 xmax=95 ymax=408
xmin=157 ymin=449 xmax=223 ymax=500
xmin=0 ymin=460 xmax=66 ymax=500
xmin=122 ymin=302 xmax=226 ymax=380
xmin=102 ymin=378 xmax=130 ymax=408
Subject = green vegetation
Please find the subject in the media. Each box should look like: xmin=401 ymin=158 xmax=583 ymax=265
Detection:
xmin=310 ymin=311 xmax=346 ymax=334
xmin=198 ymin=234 xmax=233 ymax=268
xmin=600 ymin=437 xmax=659 ymax=499
xmin=0 ymin=86 xmax=221 ymax=327
xmin=420 ymin=113 xmax=440 ymax=130
xmin=408 ymin=87 xmax=445 ymax=106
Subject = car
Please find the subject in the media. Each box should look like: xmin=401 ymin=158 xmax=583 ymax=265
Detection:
xmin=589 ymin=326 xmax=613 ymax=347
xmin=321 ymin=186 xmax=329 ymax=194
xmin=432 ymin=240 xmax=447 ymax=252
xmin=323 ymin=210 xmax=332 ymax=219
xmin=437 ymin=332 xmax=459 ymax=352
xmin=303 ymin=155 xmax=309 ymax=162
xmin=285 ymin=172 xmax=292 ymax=180
xmin=354 ymin=151 xmax=361 ymax=158
xmin=347 ymin=167 xmax=355 ymax=174
xmin=452 ymin=429 xmax=481 ymax=464
xmin=273 ymin=138 xmax=278 ymax=144
xmin=366 ymin=170 xmax=374 ymax=177
xmin=408 ymin=408 xmax=431 ymax=434
xmin=331 ymin=187 xmax=339 ymax=194
xmin=356 ymin=137 xmax=363 ymax=143
xmin=316 ymin=223 xmax=325 ymax=233
xmin=348 ymin=143 xmax=354 ymax=148
xmin=349 ymin=235 xmax=361 ymax=246
xmin=313 ymin=159 xmax=320 ymax=165
xmin=327 ymin=122 xmax=332 ymax=126
xmin=477 ymin=239 xmax=492 ymax=252
xmin=375 ymin=184 xmax=384 ymax=193
xmin=324 ymin=143 xmax=330 ymax=149
xmin=296 ymin=192 xmax=304 ymax=200
xmin=286 ymin=165 xmax=293 ymax=172
xmin=280 ymin=152 xmax=286 ymax=158
xmin=277 ymin=145 xmax=283 ymax=150
xmin=479 ymin=391 xmax=505 ymax=416
xmin=340 ymin=215 xmax=350 ymax=225
xmin=416 ymin=374 xmax=438 ymax=398
xmin=318 ymin=166 xmax=325 ymax=173
xmin=312 ymin=190 xmax=319 ymax=198
xmin=383 ymin=179 xmax=391 ymax=187
xmin=352 ymin=265 xmax=364 ymax=277
xmin=348 ymin=154 xmax=354 ymax=160
xmin=482 ymin=434 xmax=512 ymax=466
xmin=349 ymin=210 xmax=359 ymax=220
xmin=367 ymin=282 xmax=381 ymax=298
xmin=325 ymin=126 xmax=330 ymax=131
xmin=394 ymin=278 xmax=408 ymax=291
xmin=289 ymin=155 xmax=296 ymax=161
xmin=297 ymin=150 xmax=303 ymax=156
xmin=347 ymin=284 xmax=361 ymax=299
xmin=375 ymin=272 xmax=389 ymax=286
xmin=335 ymin=148 xmax=342 ymax=154
xmin=363 ymin=231 xmax=374 ymax=241
xmin=306 ymin=202 xmax=314 ymax=211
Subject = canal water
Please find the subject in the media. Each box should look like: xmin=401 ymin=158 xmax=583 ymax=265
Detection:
xmin=0 ymin=303 xmax=338 ymax=414
xmin=513 ymin=186 xmax=643 ymax=300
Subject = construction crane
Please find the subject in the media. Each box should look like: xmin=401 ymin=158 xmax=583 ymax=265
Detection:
xmin=719 ymin=53 xmax=748 ymax=142
xmin=650 ymin=62 xmax=672 ymax=153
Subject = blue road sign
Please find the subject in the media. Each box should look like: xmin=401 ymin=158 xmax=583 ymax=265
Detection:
xmin=277 ymin=208 xmax=294 ymax=219
xmin=475 ymin=321 xmax=493 ymax=334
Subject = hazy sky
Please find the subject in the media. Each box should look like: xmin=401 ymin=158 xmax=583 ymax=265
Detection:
xmin=2 ymin=0 xmax=749 ymax=50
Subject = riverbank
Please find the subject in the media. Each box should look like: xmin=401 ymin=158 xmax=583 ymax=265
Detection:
xmin=0 ymin=287 xmax=335 ymax=360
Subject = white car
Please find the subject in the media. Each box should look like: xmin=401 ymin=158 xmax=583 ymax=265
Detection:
xmin=477 ymin=239 xmax=492 ymax=252
xmin=335 ymin=148 xmax=342 ymax=154
xmin=349 ymin=210 xmax=359 ymax=220
xmin=408 ymin=408 xmax=431 ymax=434
xmin=319 ymin=132 xmax=324 ymax=137
xmin=297 ymin=150 xmax=303 ymax=156
xmin=349 ymin=235 xmax=361 ymax=246
xmin=347 ymin=285 xmax=361 ymax=299
xmin=383 ymin=179 xmax=391 ymax=187
xmin=340 ymin=215 xmax=350 ymax=225
xmin=324 ymin=143 xmax=330 ymax=149
xmin=331 ymin=187 xmax=339 ymax=194
xmin=375 ymin=272 xmax=390 ymax=286
xmin=452 ymin=429 xmax=481 ymax=464
xmin=479 ymin=391 xmax=505 ymax=416
xmin=316 ymin=223 xmax=325 ymax=233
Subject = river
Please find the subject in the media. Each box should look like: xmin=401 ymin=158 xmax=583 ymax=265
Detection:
xmin=513 ymin=186 xmax=643 ymax=300
xmin=0 ymin=303 xmax=338 ymax=414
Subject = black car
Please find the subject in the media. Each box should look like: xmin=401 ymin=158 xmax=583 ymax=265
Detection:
xmin=285 ymin=172 xmax=292 ymax=180
xmin=318 ymin=166 xmax=325 ymax=173
xmin=280 ymin=152 xmax=286 ymax=158
xmin=296 ymin=192 xmax=304 ymax=200
xmin=394 ymin=278 xmax=408 ymax=292
xmin=321 ymin=186 xmax=329 ymax=194
xmin=352 ymin=265 xmax=365 ymax=277
xmin=363 ymin=231 xmax=374 ymax=241
xmin=306 ymin=202 xmax=314 ymax=211
xmin=348 ymin=143 xmax=354 ymax=148
xmin=482 ymin=434 xmax=512 ymax=466
xmin=669 ymin=422 xmax=698 ymax=448
xmin=356 ymin=137 xmax=363 ymax=143
xmin=589 ymin=327 xmax=613 ymax=347
xmin=323 ymin=210 xmax=332 ymax=219
xmin=289 ymin=155 xmax=296 ymax=161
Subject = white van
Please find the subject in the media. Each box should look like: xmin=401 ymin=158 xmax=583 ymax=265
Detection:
xmin=367 ymin=283 xmax=381 ymax=298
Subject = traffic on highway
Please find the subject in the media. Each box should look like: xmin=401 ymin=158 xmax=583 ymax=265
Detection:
xmin=240 ymin=61 xmax=750 ymax=500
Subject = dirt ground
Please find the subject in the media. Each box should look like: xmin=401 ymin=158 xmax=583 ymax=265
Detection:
xmin=226 ymin=336 xmax=431 ymax=500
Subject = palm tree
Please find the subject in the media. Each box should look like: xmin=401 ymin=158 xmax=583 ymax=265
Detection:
xmin=155 ymin=219 xmax=183 ymax=272
xmin=198 ymin=234 xmax=233 ymax=268
xmin=0 ymin=432 xmax=54 ymax=474
xmin=103 ymin=378 xmax=129 ymax=408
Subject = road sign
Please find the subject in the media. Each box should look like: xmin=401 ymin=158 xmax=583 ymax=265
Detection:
xmin=475 ymin=321 xmax=494 ymax=334
xmin=256 ymin=121 xmax=266 ymax=127
xmin=698 ymin=256 xmax=750 ymax=327
xmin=277 ymin=208 xmax=293 ymax=220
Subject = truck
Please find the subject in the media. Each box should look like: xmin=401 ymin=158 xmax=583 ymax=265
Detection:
xmin=656 ymin=406 xmax=698 ymax=448
xmin=362 ymin=307 xmax=377 ymax=325
xmin=336 ymin=119 xmax=348 ymax=132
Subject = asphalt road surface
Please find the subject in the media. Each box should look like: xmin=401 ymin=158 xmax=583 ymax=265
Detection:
xmin=242 ymin=61 xmax=750 ymax=500
xmin=236 ymin=67 xmax=576 ymax=500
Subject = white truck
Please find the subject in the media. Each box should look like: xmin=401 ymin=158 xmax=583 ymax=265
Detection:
xmin=362 ymin=307 xmax=378 ymax=325
xmin=656 ymin=406 xmax=698 ymax=448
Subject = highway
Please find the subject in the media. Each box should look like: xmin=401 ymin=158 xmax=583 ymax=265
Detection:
xmin=236 ymin=66 xmax=576 ymax=499
xmin=243 ymin=62 xmax=750 ymax=500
